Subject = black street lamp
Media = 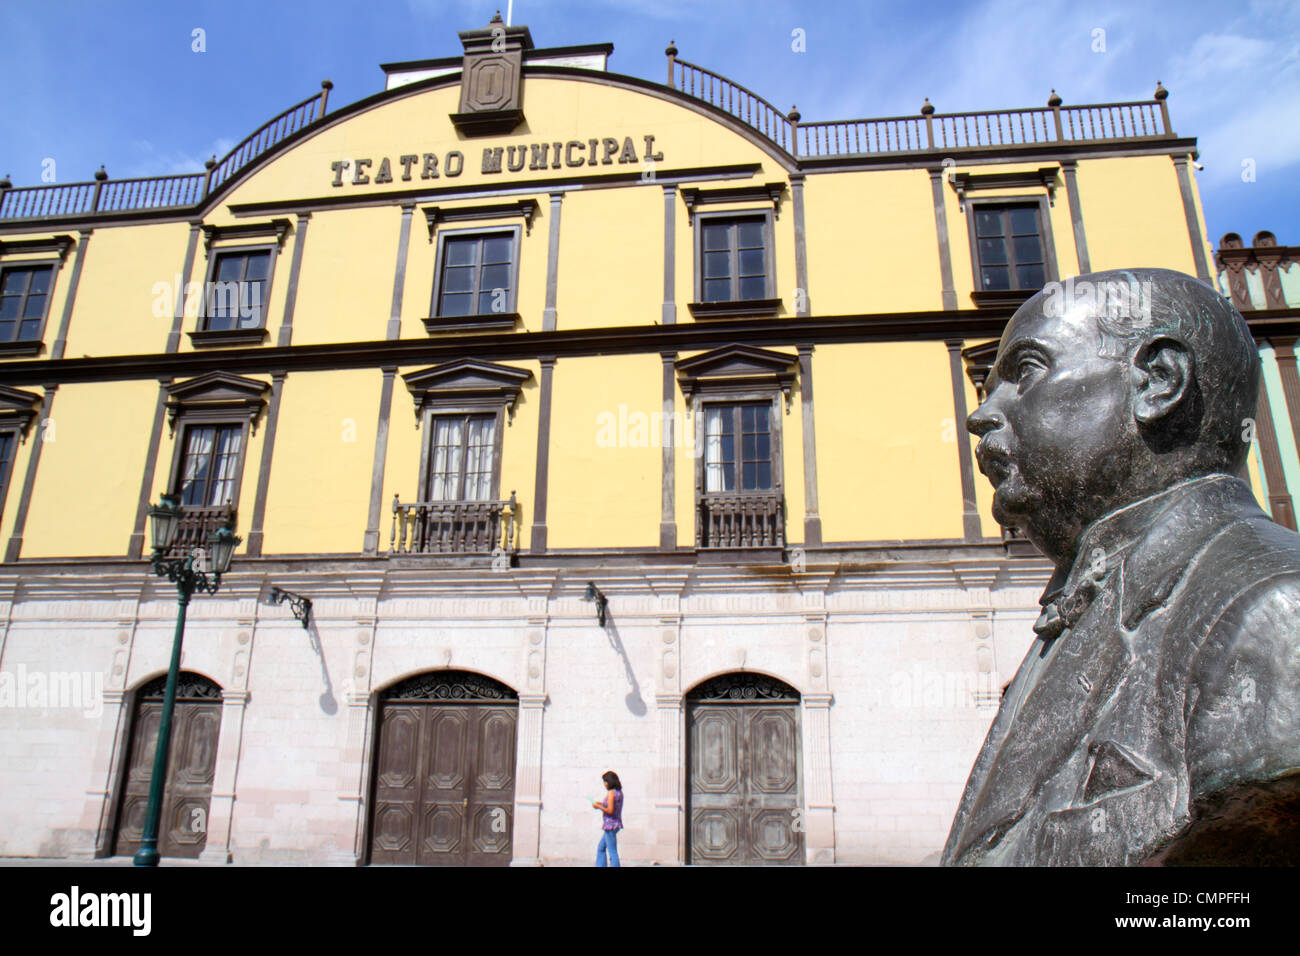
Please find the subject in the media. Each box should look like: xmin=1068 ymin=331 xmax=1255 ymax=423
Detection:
xmin=134 ymin=493 xmax=239 ymax=867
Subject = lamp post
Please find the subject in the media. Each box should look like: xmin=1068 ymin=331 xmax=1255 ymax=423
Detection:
xmin=134 ymin=493 xmax=239 ymax=867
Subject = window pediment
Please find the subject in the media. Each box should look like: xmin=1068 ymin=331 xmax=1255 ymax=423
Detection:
xmin=0 ymin=384 xmax=43 ymax=438
xmin=0 ymin=235 xmax=76 ymax=260
xmin=201 ymin=218 xmax=291 ymax=253
xmin=961 ymin=340 xmax=1000 ymax=402
xmin=164 ymin=371 xmax=271 ymax=435
xmin=423 ymin=200 xmax=538 ymax=239
xmin=402 ymin=359 xmax=533 ymax=421
xmin=948 ymin=167 xmax=1058 ymax=212
xmin=675 ymin=345 xmax=797 ymax=402
xmin=681 ymin=182 xmax=786 ymax=218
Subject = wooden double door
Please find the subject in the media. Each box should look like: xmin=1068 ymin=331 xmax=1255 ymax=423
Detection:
xmin=687 ymin=674 xmax=804 ymax=865
xmin=113 ymin=673 xmax=223 ymax=859
xmin=369 ymin=671 xmax=518 ymax=866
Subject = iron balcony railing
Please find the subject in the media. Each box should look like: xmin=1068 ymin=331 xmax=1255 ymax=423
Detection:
xmin=390 ymin=493 xmax=519 ymax=554
xmin=165 ymin=504 xmax=236 ymax=561
xmin=0 ymin=83 xmax=331 ymax=221
xmin=666 ymin=44 xmax=1174 ymax=159
xmin=697 ymin=491 xmax=785 ymax=549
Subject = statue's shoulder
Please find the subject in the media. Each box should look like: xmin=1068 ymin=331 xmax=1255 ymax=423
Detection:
xmin=1182 ymin=517 xmax=1300 ymax=797
xmin=1187 ymin=506 xmax=1300 ymax=672
xmin=1175 ymin=495 xmax=1300 ymax=605
xmin=1159 ymin=548 xmax=1300 ymax=863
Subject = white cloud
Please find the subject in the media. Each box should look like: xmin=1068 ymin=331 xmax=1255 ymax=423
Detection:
xmin=123 ymin=138 xmax=236 ymax=179
xmin=1159 ymin=28 xmax=1300 ymax=185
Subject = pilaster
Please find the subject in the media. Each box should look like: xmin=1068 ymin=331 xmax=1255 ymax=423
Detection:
xmin=800 ymin=577 xmax=835 ymax=863
xmin=652 ymin=586 xmax=685 ymax=863
xmin=511 ymin=588 xmax=550 ymax=865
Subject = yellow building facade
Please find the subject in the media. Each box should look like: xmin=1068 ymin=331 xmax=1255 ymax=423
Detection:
xmin=1 ymin=17 xmax=1297 ymax=865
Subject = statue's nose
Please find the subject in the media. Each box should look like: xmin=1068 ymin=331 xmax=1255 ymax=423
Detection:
xmin=967 ymin=402 xmax=1002 ymax=437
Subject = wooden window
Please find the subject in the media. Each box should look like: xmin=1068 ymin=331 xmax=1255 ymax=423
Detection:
xmin=175 ymin=422 xmax=244 ymax=508
xmin=702 ymin=402 xmax=774 ymax=492
xmin=973 ymin=204 xmax=1047 ymax=291
xmin=694 ymin=394 xmax=784 ymax=548
xmin=676 ymin=346 xmax=793 ymax=548
xmin=204 ymin=249 xmax=272 ymax=330
xmin=699 ymin=216 xmax=770 ymax=303
xmin=433 ymin=231 xmax=518 ymax=318
xmin=426 ymin=414 xmax=498 ymax=501
xmin=393 ymin=361 xmax=528 ymax=554
xmin=0 ymin=264 xmax=54 ymax=342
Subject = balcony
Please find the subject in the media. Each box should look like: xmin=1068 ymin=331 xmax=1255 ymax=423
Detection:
xmin=697 ymin=492 xmax=784 ymax=549
xmin=390 ymin=493 xmax=518 ymax=554
xmin=165 ymin=505 xmax=236 ymax=561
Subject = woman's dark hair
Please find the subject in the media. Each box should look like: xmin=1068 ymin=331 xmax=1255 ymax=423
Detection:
xmin=602 ymin=770 xmax=622 ymax=790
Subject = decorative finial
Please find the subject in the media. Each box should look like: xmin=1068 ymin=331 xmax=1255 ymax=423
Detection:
xmin=665 ymin=39 xmax=678 ymax=57
xmin=94 ymin=165 xmax=108 ymax=182
xmin=788 ymin=104 xmax=801 ymax=123
xmin=0 ymin=174 xmax=11 ymax=190
xmin=1154 ymin=81 xmax=1168 ymax=100
xmin=920 ymin=97 xmax=934 ymax=116
xmin=321 ymin=78 xmax=333 ymax=90
xmin=490 ymin=9 xmax=503 ymax=23
xmin=1047 ymin=89 xmax=1062 ymax=108
xmin=205 ymin=155 xmax=217 ymax=170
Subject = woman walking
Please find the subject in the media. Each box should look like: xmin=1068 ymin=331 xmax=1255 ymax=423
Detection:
xmin=593 ymin=770 xmax=624 ymax=867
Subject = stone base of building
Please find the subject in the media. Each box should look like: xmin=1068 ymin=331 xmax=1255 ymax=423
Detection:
xmin=0 ymin=552 xmax=1048 ymax=866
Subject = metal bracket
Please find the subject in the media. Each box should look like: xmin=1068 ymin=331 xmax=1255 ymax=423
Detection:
xmin=269 ymin=586 xmax=312 ymax=629
xmin=583 ymin=582 xmax=608 ymax=628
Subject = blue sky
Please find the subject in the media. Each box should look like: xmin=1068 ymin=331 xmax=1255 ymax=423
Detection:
xmin=3 ymin=0 xmax=1297 ymax=251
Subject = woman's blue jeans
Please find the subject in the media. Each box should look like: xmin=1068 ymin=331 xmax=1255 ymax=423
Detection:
xmin=596 ymin=828 xmax=620 ymax=867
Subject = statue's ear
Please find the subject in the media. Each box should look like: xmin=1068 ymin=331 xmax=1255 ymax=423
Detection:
xmin=1133 ymin=336 xmax=1194 ymax=424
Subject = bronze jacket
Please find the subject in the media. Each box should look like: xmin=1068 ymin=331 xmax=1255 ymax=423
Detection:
xmin=942 ymin=474 xmax=1300 ymax=866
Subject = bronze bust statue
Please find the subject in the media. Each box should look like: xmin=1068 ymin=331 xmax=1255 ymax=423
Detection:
xmin=943 ymin=267 xmax=1300 ymax=866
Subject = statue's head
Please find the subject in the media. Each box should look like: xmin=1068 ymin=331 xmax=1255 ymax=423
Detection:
xmin=967 ymin=267 xmax=1259 ymax=566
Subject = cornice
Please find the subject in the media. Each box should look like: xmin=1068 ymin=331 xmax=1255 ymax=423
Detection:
xmin=3 ymin=308 xmax=1296 ymax=388
xmin=0 ymin=541 xmax=1051 ymax=605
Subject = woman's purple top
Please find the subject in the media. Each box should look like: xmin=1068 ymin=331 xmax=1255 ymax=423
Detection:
xmin=601 ymin=789 xmax=624 ymax=831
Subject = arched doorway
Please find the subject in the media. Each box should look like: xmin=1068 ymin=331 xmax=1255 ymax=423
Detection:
xmin=368 ymin=669 xmax=518 ymax=866
xmin=686 ymin=672 xmax=804 ymax=865
xmin=113 ymin=671 xmax=222 ymax=859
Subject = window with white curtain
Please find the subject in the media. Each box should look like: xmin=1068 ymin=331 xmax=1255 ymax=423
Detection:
xmin=177 ymin=423 xmax=243 ymax=507
xmin=702 ymin=401 xmax=773 ymax=493
xmin=426 ymin=414 xmax=497 ymax=500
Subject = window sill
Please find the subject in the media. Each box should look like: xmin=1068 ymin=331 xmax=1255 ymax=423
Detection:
xmin=423 ymin=313 xmax=520 ymax=333
xmin=0 ymin=341 xmax=44 ymax=358
xmin=970 ymin=289 xmax=1036 ymax=309
xmin=687 ymin=298 xmax=782 ymax=320
xmin=188 ymin=327 xmax=270 ymax=348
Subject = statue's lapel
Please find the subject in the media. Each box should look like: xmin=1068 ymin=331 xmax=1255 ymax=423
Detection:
xmin=956 ymin=583 xmax=1133 ymax=858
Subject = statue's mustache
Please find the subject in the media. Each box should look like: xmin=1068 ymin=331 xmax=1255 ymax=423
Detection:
xmin=975 ymin=442 xmax=1014 ymax=482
